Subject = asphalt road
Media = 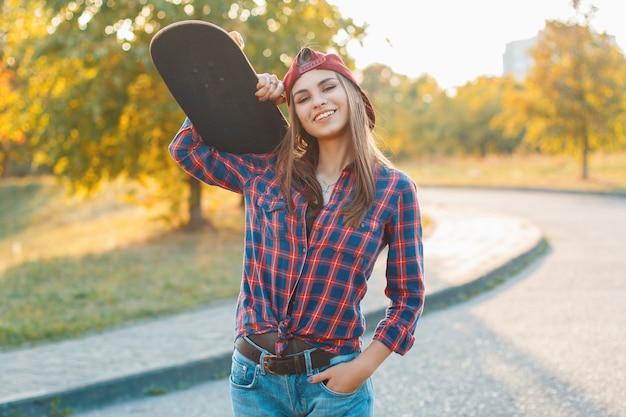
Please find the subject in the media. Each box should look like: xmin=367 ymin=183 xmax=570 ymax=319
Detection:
xmin=76 ymin=187 xmax=626 ymax=417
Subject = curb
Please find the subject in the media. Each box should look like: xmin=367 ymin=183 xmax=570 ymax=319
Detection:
xmin=424 ymin=237 xmax=549 ymax=311
xmin=0 ymin=237 xmax=548 ymax=417
xmin=421 ymin=184 xmax=626 ymax=198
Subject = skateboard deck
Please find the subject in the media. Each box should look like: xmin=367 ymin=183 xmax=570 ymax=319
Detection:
xmin=150 ymin=20 xmax=287 ymax=154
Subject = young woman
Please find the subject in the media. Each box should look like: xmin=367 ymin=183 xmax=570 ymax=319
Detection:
xmin=169 ymin=47 xmax=425 ymax=416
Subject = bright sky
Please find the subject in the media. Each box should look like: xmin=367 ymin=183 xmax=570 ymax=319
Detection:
xmin=330 ymin=0 xmax=626 ymax=89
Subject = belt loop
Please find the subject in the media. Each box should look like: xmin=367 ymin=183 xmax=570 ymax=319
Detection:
xmin=258 ymin=350 xmax=270 ymax=375
xmin=304 ymin=349 xmax=313 ymax=376
xmin=247 ymin=336 xmax=270 ymax=376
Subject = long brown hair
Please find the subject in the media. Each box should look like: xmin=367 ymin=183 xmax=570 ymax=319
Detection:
xmin=275 ymin=69 xmax=391 ymax=228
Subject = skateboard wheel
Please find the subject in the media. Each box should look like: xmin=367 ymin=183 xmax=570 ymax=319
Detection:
xmin=229 ymin=31 xmax=245 ymax=49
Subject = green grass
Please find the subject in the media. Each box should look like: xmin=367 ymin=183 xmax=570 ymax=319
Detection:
xmin=400 ymin=152 xmax=626 ymax=194
xmin=1 ymin=151 xmax=625 ymax=349
xmin=0 ymin=178 xmax=246 ymax=348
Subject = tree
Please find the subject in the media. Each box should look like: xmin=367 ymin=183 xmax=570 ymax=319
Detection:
xmin=360 ymin=64 xmax=443 ymax=159
xmin=0 ymin=65 xmax=23 ymax=178
xmin=0 ymin=0 xmax=48 ymax=178
xmin=360 ymin=65 xmax=521 ymax=160
xmin=495 ymin=1 xmax=626 ymax=179
xmin=2 ymin=0 xmax=365 ymax=227
xmin=450 ymin=75 xmax=521 ymax=156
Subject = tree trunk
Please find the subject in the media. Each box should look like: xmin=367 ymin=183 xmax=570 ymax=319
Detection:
xmin=1 ymin=139 xmax=9 ymax=179
xmin=581 ymin=147 xmax=588 ymax=180
xmin=580 ymin=126 xmax=589 ymax=181
xmin=187 ymin=176 xmax=211 ymax=230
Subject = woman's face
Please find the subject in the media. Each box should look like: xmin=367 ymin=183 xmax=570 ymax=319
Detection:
xmin=291 ymin=69 xmax=350 ymax=143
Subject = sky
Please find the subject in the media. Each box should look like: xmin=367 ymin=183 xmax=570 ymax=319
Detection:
xmin=329 ymin=0 xmax=626 ymax=89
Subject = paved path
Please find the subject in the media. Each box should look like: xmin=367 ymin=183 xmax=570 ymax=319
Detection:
xmin=381 ymin=187 xmax=626 ymax=417
xmin=61 ymin=187 xmax=625 ymax=417
xmin=0 ymin=190 xmax=545 ymax=417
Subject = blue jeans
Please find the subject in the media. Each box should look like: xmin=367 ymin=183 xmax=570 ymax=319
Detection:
xmin=229 ymin=340 xmax=374 ymax=416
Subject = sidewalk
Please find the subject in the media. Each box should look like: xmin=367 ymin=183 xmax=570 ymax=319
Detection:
xmin=0 ymin=202 xmax=545 ymax=417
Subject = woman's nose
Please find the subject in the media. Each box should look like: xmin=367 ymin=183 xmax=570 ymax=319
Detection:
xmin=311 ymin=93 xmax=327 ymax=107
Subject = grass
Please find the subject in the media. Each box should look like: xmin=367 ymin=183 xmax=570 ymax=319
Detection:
xmin=1 ymin=151 xmax=625 ymax=349
xmin=0 ymin=178 xmax=246 ymax=349
xmin=399 ymin=152 xmax=626 ymax=194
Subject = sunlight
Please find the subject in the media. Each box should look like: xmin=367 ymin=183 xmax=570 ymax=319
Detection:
xmin=330 ymin=0 xmax=626 ymax=89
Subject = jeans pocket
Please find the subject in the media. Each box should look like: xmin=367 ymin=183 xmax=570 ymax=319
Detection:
xmin=318 ymin=379 xmax=365 ymax=397
xmin=229 ymin=349 xmax=259 ymax=389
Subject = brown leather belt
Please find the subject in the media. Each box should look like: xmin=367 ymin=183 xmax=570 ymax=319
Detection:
xmin=235 ymin=333 xmax=334 ymax=375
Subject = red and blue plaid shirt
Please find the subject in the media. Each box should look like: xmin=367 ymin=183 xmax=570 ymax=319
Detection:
xmin=169 ymin=118 xmax=424 ymax=356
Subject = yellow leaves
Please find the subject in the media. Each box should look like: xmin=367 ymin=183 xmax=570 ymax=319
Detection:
xmin=507 ymin=18 xmax=626 ymax=157
xmin=55 ymin=156 xmax=70 ymax=176
xmin=0 ymin=66 xmax=29 ymax=148
xmin=0 ymin=68 xmax=15 ymax=104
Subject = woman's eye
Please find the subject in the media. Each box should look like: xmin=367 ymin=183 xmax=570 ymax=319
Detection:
xmin=323 ymin=84 xmax=336 ymax=92
xmin=296 ymin=96 xmax=310 ymax=104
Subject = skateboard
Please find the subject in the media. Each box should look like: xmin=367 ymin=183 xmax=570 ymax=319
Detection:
xmin=150 ymin=20 xmax=287 ymax=154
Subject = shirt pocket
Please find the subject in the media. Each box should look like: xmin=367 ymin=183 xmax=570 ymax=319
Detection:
xmin=339 ymin=216 xmax=382 ymax=265
xmin=256 ymin=193 xmax=288 ymax=239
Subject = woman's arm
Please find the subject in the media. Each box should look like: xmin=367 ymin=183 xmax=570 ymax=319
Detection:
xmin=168 ymin=118 xmax=260 ymax=193
xmin=374 ymin=176 xmax=425 ymax=354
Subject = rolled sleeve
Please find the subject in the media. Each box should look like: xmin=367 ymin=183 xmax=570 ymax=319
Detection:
xmin=373 ymin=179 xmax=425 ymax=355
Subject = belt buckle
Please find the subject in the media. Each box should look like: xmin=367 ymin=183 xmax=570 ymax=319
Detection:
xmin=262 ymin=354 xmax=280 ymax=375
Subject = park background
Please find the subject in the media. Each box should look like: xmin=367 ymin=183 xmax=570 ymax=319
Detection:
xmin=1 ymin=0 xmax=625 ymax=350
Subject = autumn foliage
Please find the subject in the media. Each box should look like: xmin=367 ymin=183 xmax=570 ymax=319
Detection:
xmin=1 ymin=0 xmax=625 ymax=224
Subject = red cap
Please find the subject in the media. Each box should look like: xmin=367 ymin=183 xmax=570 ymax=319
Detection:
xmin=282 ymin=47 xmax=376 ymax=130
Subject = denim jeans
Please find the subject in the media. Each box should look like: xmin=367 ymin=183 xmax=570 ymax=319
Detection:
xmin=229 ymin=340 xmax=374 ymax=416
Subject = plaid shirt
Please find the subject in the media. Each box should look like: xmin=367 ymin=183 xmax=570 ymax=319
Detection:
xmin=169 ymin=118 xmax=424 ymax=356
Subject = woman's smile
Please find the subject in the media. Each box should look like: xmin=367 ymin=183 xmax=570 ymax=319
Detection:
xmin=314 ymin=109 xmax=336 ymax=122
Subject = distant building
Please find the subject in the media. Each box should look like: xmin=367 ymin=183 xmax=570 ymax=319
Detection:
xmin=502 ymin=36 xmax=537 ymax=81
xmin=502 ymin=30 xmax=618 ymax=82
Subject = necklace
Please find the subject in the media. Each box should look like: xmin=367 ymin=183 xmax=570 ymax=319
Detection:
xmin=317 ymin=175 xmax=337 ymax=195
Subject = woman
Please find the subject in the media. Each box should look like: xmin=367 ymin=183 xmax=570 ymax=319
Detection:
xmin=169 ymin=47 xmax=425 ymax=416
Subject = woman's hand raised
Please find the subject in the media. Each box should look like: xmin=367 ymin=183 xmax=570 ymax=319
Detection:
xmin=256 ymin=73 xmax=286 ymax=105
